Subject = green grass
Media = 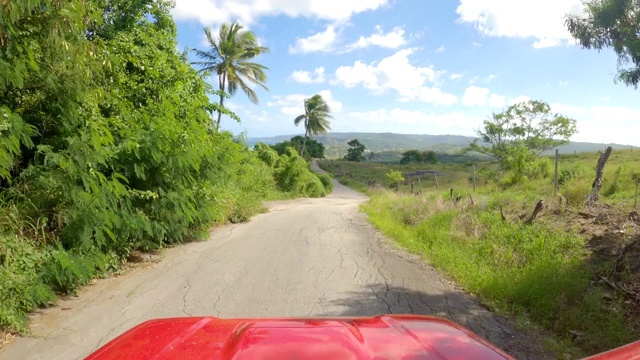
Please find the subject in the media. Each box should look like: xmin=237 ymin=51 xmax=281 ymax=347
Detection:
xmin=362 ymin=192 xmax=632 ymax=356
xmin=320 ymin=150 xmax=640 ymax=356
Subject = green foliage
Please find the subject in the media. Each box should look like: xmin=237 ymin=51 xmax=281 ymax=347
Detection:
xmin=363 ymin=192 xmax=634 ymax=355
xmin=272 ymin=148 xmax=327 ymax=197
xmin=400 ymin=149 xmax=438 ymax=165
xmin=0 ymin=1 xmax=310 ymax=334
xmin=566 ymin=0 xmax=640 ymax=88
xmin=254 ymin=144 xmax=329 ymax=197
xmin=385 ymin=170 xmax=405 ymax=190
xmin=272 ymin=136 xmax=325 ymax=159
xmin=191 ymin=22 xmax=270 ymax=127
xmin=317 ymin=174 xmax=334 ymax=193
xmin=293 ymin=94 xmax=333 ymax=157
xmin=469 ymin=100 xmax=578 ymax=160
xmin=344 ymin=139 xmax=366 ymax=162
xmin=467 ymin=100 xmax=577 ymax=184
xmin=558 ymin=168 xmax=580 ymax=186
xmin=604 ymin=166 xmax=624 ymax=196
xmin=0 ymin=234 xmax=56 ymax=332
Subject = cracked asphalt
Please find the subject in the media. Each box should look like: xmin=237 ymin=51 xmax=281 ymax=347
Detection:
xmin=0 ymin=162 xmax=551 ymax=360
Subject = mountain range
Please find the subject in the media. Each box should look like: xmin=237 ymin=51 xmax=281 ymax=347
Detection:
xmin=248 ymin=132 xmax=633 ymax=159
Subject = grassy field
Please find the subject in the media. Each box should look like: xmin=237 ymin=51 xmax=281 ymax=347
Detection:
xmin=318 ymin=149 xmax=640 ymax=357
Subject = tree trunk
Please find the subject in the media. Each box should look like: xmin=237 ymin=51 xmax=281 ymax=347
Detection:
xmin=216 ymin=73 xmax=227 ymax=129
xmin=300 ymin=128 xmax=308 ymax=158
xmin=526 ymin=200 xmax=545 ymax=224
xmin=587 ymin=146 xmax=613 ymax=206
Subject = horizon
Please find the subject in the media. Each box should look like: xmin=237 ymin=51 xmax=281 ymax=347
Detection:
xmin=246 ymin=131 xmax=634 ymax=147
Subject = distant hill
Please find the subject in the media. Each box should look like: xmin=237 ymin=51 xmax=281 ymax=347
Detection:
xmin=248 ymin=132 xmax=634 ymax=160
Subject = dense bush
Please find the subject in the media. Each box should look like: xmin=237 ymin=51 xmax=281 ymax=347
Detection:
xmin=255 ymin=144 xmax=330 ymax=197
xmin=0 ymin=1 xmax=322 ymax=333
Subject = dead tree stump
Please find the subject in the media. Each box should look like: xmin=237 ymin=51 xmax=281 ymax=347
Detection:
xmin=587 ymin=146 xmax=613 ymax=206
xmin=525 ymin=200 xmax=545 ymax=224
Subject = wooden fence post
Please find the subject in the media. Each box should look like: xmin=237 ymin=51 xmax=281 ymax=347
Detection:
xmin=434 ymin=173 xmax=440 ymax=191
xmin=473 ymin=164 xmax=477 ymax=192
xmin=554 ymin=149 xmax=559 ymax=196
xmin=587 ymin=146 xmax=613 ymax=206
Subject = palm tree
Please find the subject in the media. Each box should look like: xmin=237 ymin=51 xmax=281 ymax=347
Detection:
xmin=294 ymin=94 xmax=332 ymax=158
xmin=191 ymin=23 xmax=269 ymax=128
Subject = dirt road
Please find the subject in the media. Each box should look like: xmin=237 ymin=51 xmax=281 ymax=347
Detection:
xmin=0 ymin=162 xmax=549 ymax=359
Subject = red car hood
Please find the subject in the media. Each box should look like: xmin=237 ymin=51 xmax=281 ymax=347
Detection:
xmin=86 ymin=315 xmax=513 ymax=360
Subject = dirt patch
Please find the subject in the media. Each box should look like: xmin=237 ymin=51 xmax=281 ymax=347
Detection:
xmin=532 ymin=201 xmax=640 ymax=331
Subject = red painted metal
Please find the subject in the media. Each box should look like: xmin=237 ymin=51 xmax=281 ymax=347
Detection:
xmin=582 ymin=340 xmax=640 ymax=360
xmin=85 ymin=315 xmax=640 ymax=360
xmin=85 ymin=315 xmax=514 ymax=360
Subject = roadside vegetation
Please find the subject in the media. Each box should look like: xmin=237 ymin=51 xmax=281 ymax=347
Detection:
xmin=318 ymin=101 xmax=640 ymax=357
xmin=0 ymin=1 xmax=329 ymax=335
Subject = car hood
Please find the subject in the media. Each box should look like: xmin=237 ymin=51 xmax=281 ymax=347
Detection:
xmin=85 ymin=315 xmax=513 ymax=360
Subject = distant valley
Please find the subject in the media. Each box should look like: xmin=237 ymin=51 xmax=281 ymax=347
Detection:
xmin=248 ymin=132 xmax=634 ymax=162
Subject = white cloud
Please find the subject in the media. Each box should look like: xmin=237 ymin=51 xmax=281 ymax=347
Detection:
xmin=347 ymin=26 xmax=406 ymax=50
xmin=468 ymin=76 xmax=479 ymax=84
xmin=318 ymin=90 xmax=343 ymax=113
xmin=289 ymin=67 xmax=326 ymax=84
xmin=173 ymin=0 xmax=389 ymax=26
xmin=488 ymin=94 xmax=506 ymax=107
xmin=551 ymin=103 xmax=640 ymax=145
xmin=456 ymin=0 xmax=584 ymax=48
xmin=435 ymin=45 xmax=446 ymax=53
xmin=484 ymin=74 xmax=496 ymax=82
xmin=289 ymin=25 xmax=339 ymax=54
xmin=398 ymin=87 xmax=459 ymax=106
xmin=559 ymin=81 xmax=569 ymax=86
xmin=509 ymin=95 xmax=531 ymax=105
xmin=463 ymin=86 xmax=490 ymax=106
xmin=333 ymin=49 xmax=457 ymax=105
xmin=472 ymin=42 xmax=482 ymax=48
xmin=450 ymin=73 xmax=464 ymax=80
xmin=338 ymin=109 xmax=480 ymax=135
xmin=462 ymin=86 xmax=505 ymax=107
xmin=268 ymin=90 xmax=343 ymax=116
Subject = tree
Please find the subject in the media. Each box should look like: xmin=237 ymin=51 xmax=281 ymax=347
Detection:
xmin=468 ymin=100 xmax=577 ymax=161
xmin=400 ymin=149 xmax=438 ymax=165
xmin=192 ymin=22 xmax=269 ymax=128
xmin=467 ymin=100 xmax=577 ymax=183
xmin=566 ymin=0 xmax=640 ymax=88
xmin=386 ymin=170 xmax=405 ymax=191
xmin=344 ymin=139 xmax=366 ymax=162
xmin=293 ymin=94 xmax=332 ymax=157
xmin=271 ymin=136 xmax=325 ymax=159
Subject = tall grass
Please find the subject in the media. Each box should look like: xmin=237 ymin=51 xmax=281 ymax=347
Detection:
xmin=363 ymin=191 xmax=634 ymax=356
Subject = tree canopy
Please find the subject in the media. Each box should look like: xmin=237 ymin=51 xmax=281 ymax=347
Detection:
xmin=293 ymin=94 xmax=332 ymax=157
xmin=566 ymin=0 xmax=640 ymax=88
xmin=192 ymin=23 xmax=270 ymax=127
xmin=467 ymin=100 xmax=577 ymax=183
xmin=400 ymin=150 xmax=438 ymax=165
xmin=344 ymin=139 xmax=366 ymax=162
xmin=468 ymin=100 xmax=578 ymax=161
xmin=0 ymin=0 xmax=325 ymax=333
xmin=272 ymin=136 xmax=326 ymax=159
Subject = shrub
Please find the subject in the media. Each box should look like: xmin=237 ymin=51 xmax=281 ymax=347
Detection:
xmin=562 ymin=177 xmax=592 ymax=206
xmin=317 ymin=174 xmax=334 ymax=193
xmin=0 ymin=234 xmax=55 ymax=333
xmin=385 ymin=170 xmax=404 ymax=190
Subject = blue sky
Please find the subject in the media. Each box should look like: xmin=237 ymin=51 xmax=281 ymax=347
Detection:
xmin=172 ymin=0 xmax=640 ymax=146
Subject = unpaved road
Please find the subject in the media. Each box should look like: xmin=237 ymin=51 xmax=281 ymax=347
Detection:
xmin=1 ymin=162 xmax=550 ymax=359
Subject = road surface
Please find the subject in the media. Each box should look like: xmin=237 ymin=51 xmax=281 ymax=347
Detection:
xmin=0 ymin=162 xmax=549 ymax=359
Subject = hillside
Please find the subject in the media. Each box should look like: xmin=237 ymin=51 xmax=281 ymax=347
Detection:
xmin=248 ymin=132 xmax=634 ymax=160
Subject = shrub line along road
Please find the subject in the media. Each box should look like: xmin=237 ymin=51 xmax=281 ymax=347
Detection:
xmin=0 ymin=161 xmax=549 ymax=360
